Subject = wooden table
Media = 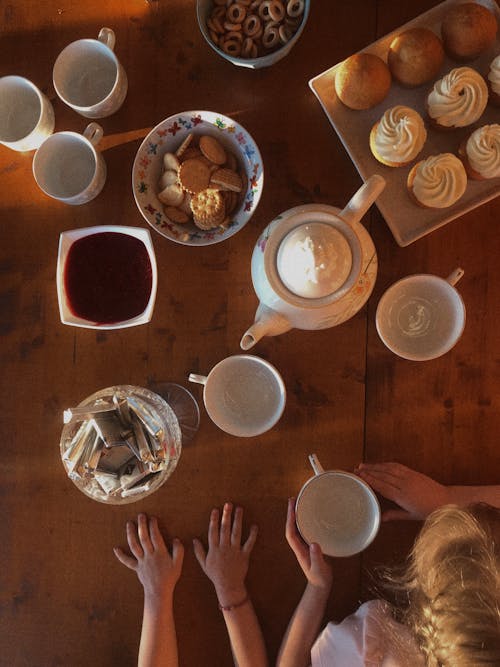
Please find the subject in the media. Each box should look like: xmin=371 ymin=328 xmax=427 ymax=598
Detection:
xmin=1 ymin=1 xmax=499 ymax=664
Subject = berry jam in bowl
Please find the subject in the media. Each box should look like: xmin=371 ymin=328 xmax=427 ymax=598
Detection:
xmin=56 ymin=225 xmax=157 ymax=329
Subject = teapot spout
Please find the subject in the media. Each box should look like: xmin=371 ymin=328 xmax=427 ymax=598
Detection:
xmin=339 ymin=174 xmax=386 ymax=227
xmin=240 ymin=304 xmax=292 ymax=350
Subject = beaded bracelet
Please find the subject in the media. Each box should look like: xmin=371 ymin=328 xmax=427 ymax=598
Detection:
xmin=218 ymin=594 xmax=250 ymax=612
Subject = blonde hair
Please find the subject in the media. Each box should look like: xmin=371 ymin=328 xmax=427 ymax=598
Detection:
xmin=391 ymin=504 xmax=500 ymax=666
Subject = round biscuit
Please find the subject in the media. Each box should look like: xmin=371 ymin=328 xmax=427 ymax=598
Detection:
xmin=210 ymin=167 xmax=243 ymax=192
xmin=199 ymin=135 xmax=227 ymax=165
xmin=178 ymin=158 xmax=211 ymax=194
xmin=190 ymin=188 xmax=225 ymax=227
xmin=164 ymin=206 xmax=190 ymax=224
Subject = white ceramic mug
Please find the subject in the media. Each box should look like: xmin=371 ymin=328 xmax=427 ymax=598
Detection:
xmin=376 ymin=268 xmax=466 ymax=361
xmin=32 ymin=123 xmax=106 ymax=205
xmin=295 ymin=454 xmax=381 ymax=557
xmin=0 ymin=76 xmax=55 ymax=152
xmin=53 ymin=27 xmax=127 ymax=118
xmin=188 ymin=354 xmax=286 ymax=437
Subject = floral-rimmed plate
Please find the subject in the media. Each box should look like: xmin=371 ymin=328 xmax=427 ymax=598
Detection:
xmin=132 ymin=110 xmax=264 ymax=246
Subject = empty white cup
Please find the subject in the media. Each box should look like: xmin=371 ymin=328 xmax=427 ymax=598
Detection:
xmin=189 ymin=354 xmax=286 ymax=437
xmin=376 ymin=268 xmax=466 ymax=361
xmin=296 ymin=454 xmax=381 ymax=557
xmin=0 ymin=76 xmax=55 ymax=152
xmin=32 ymin=122 xmax=106 ymax=205
xmin=53 ymin=27 xmax=127 ymax=118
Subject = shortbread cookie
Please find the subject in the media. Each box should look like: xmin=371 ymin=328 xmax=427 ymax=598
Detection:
xmin=191 ymin=188 xmax=226 ymax=229
xmin=158 ymin=183 xmax=184 ymax=206
xmin=210 ymin=167 xmax=243 ymax=192
xmin=200 ymin=135 xmax=227 ymax=165
xmin=178 ymin=158 xmax=211 ymax=194
xmin=181 ymin=147 xmax=204 ymax=162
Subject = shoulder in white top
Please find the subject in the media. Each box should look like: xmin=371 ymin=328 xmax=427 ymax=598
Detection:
xmin=311 ymin=600 xmax=425 ymax=667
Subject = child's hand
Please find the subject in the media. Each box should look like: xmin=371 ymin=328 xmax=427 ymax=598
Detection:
xmin=113 ymin=513 xmax=184 ymax=602
xmin=285 ymin=498 xmax=332 ymax=593
xmin=355 ymin=462 xmax=451 ymax=521
xmin=193 ymin=503 xmax=258 ymax=607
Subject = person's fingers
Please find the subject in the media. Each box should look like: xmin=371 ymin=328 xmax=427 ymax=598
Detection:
xmin=208 ymin=508 xmax=220 ymax=550
xmin=172 ymin=538 xmax=185 ymax=572
xmin=231 ymin=506 xmax=243 ymax=546
xmin=358 ymin=462 xmax=409 ymax=479
xmin=242 ymin=523 xmax=258 ymax=554
xmin=285 ymin=498 xmax=297 ymax=542
xmin=113 ymin=547 xmax=137 ymax=571
xmin=220 ymin=502 xmax=232 ymax=546
xmin=149 ymin=516 xmax=167 ymax=554
xmin=357 ymin=469 xmax=401 ymax=500
xmin=309 ymin=542 xmax=327 ymax=571
xmin=126 ymin=520 xmax=144 ymax=560
xmin=192 ymin=538 xmax=207 ymax=571
xmin=382 ymin=508 xmax=417 ymax=522
xmin=137 ymin=513 xmax=154 ymax=554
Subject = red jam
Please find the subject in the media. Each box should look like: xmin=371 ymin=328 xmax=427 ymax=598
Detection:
xmin=64 ymin=232 xmax=153 ymax=324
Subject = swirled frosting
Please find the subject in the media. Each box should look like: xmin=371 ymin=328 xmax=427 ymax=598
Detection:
xmin=411 ymin=153 xmax=467 ymax=208
xmin=488 ymin=55 xmax=500 ymax=95
xmin=466 ymin=125 xmax=500 ymax=179
xmin=373 ymin=106 xmax=427 ymax=164
xmin=427 ymin=67 xmax=488 ymax=127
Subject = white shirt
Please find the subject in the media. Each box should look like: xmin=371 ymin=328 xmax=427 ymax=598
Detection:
xmin=311 ymin=600 xmax=425 ymax=667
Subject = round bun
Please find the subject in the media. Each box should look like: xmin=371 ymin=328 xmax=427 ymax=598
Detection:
xmin=488 ymin=55 xmax=500 ymax=107
xmin=442 ymin=3 xmax=497 ymax=60
xmin=335 ymin=53 xmax=391 ymax=110
xmin=388 ymin=28 xmax=444 ymax=87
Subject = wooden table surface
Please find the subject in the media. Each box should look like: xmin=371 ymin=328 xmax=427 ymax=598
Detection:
xmin=1 ymin=1 xmax=499 ymax=665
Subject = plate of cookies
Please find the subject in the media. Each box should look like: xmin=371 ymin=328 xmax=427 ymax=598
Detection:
xmin=309 ymin=0 xmax=500 ymax=246
xmin=132 ymin=110 xmax=263 ymax=245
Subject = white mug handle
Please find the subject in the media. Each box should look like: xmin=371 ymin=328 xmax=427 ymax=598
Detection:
xmin=98 ymin=27 xmax=116 ymax=51
xmin=83 ymin=122 xmax=103 ymax=146
xmin=308 ymin=453 xmax=324 ymax=476
xmin=189 ymin=373 xmax=208 ymax=385
xmin=446 ymin=267 xmax=465 ymax=287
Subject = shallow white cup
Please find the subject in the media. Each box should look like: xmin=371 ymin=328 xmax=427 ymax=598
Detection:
xmin=53 ymin=27 xmax=127 ymax=118
xmin=188 ymin=354 xmax=286 ymax=437
xmin=32 ymin=123 xmax=106 ymax=205
xmin=376 ymin=268 xmax=466 ymax=361
xmin=0 ymin=76 xmax=55 ymax=152
xmin=296 ymin=454 xmax=381 ymax=557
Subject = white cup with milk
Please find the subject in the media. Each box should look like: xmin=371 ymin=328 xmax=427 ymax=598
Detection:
xmin=32 ymin=123 xmax=106 ymax=205
xmin=0 ymin=76 xmax=55 ymax=152
xmin=189 ymin=354 xmax=286 ymax=437
xmin=295 ymin=454 xmax=381 ymax=557
xmin=53 ymin=27 xmax=127 ymax=119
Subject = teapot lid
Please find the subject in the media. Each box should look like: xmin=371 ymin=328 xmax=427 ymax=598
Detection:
xmin=276 ymin=222 xmax=352 ymax=299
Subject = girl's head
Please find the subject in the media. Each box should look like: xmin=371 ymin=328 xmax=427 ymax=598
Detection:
xmin=405 ymin=503 xmax=500 ymax=666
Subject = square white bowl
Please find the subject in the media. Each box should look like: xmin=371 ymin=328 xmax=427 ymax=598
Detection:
xmin=57 ymin=225 xmax=157 ymax=329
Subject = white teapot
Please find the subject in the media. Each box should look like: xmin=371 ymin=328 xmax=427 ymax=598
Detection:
xmin=240 ymin=175 xmax=386 ymax=350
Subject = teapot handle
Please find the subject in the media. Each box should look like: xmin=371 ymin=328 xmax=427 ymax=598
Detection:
xmin=338 ymin=175 xmax=386 ymax=227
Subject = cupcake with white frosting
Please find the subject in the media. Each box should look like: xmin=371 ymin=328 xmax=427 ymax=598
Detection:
xmin=407 ymin=153 xmax=467 ymax=208
xmin=459 ymin=125 xmax=500 ymax=180
xmin=370 ymin=105 xmax=427 ymax=167
xmin=487 ymin=55 xmax=500 ymax=107
xmin=427 ymin=67 xmax=488 ymax=129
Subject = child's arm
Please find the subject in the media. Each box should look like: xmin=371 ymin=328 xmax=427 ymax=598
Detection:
xmin=276 ymin=499 xmax=333 ymax=667
xmin=193 ymin=502 xmax=268 ymax=667
xmin=356 ymin=462 xmax=500 ymax=520
xmin=114 ymin=513 xmax=184 ymax=667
